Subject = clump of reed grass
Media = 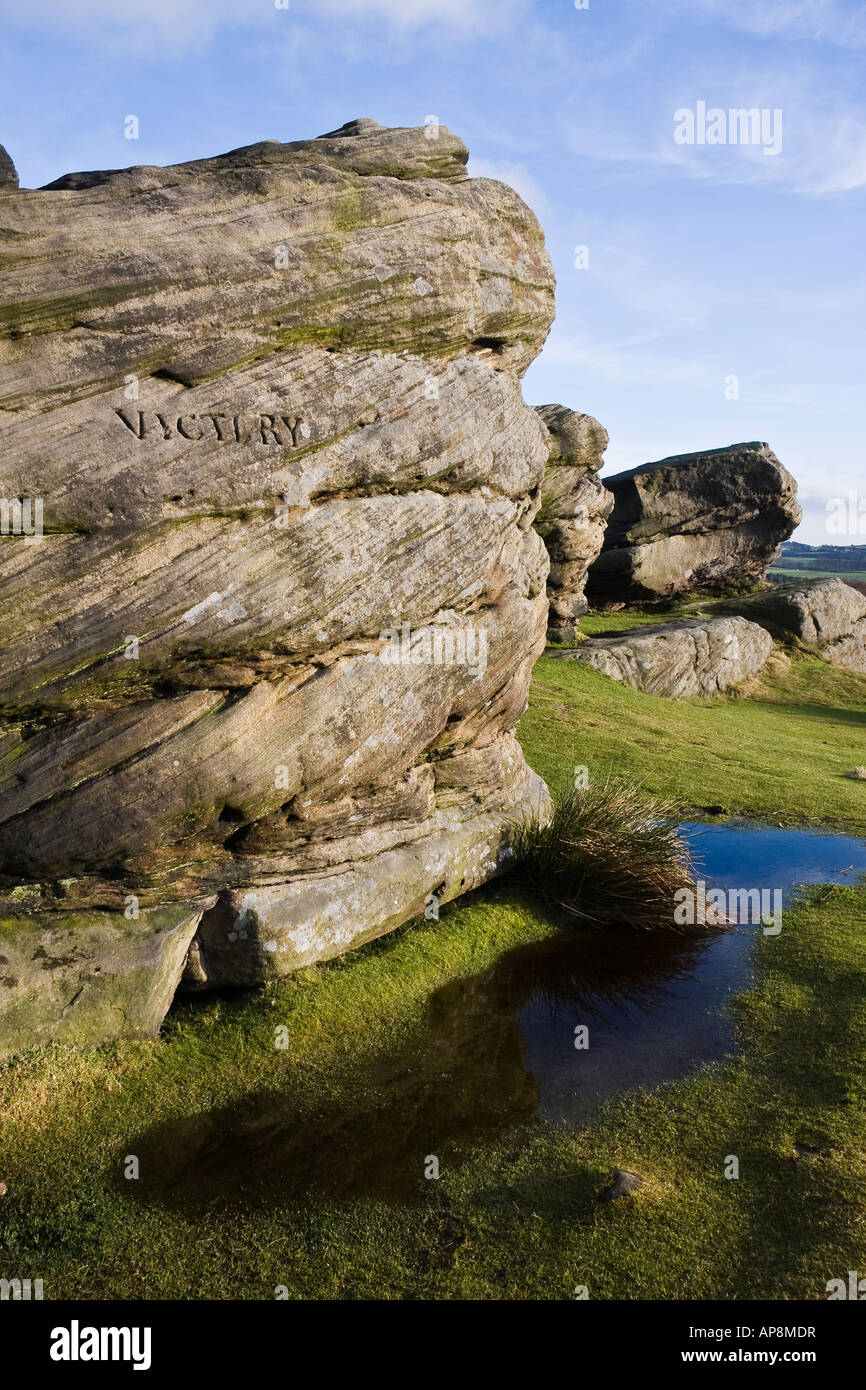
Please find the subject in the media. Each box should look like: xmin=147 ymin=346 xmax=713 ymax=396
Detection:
xmin=510 ymin=779 xmax=696 ymax=931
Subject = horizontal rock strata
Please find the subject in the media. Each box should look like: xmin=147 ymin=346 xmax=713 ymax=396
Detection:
xmin=533 ymin=404 xmax=612 ymax=637
xmin=0 ymin=120 xmax=555 ymax=1054
xmin=586 ymin=443 xmax=802 ymax=605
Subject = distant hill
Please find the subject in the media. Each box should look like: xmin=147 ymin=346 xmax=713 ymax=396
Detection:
xmin=783 ymin=540 xmax=866 ymax=562
xmin=770 ymin=541 xmax=866 ymax=586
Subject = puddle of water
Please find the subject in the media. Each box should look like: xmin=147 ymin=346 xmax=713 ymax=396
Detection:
xmin=523 ymin=820 xmax=866 ymax=1125
xmin=129 ymin=822 xmax=866 ymax=1208
xmin=683 ymin=819 xmax=866 ymax=896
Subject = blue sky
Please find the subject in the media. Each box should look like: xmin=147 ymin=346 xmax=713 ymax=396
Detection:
xmin=2 ymin=0 xmax=864 ymax=542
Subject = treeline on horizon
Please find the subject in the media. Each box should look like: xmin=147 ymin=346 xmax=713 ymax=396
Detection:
xmin=778 ymin=540 xmax=866 ymax=571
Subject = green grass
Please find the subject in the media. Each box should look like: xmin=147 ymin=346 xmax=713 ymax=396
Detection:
xmin=511 ymin=781 xmax=694 ymax=929
xmin=577 ymin=604 xmax=711 ymax=636
xmin=576 ymin=595 xmax=750 ymax=637
xmin=1 ymin=650 xmax=866 ymax=1299
xmin=1 ymin=879 xmax=864 ymax=1300
xmin=770 ymin=566 xmax=866 ymax=582
xmin=522 ymin=651 xmax=866 ymax=831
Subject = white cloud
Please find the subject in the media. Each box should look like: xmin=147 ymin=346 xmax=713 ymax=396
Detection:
xmin=664 ymin=0 xmax=866 ymax=48
xmin=796 ymin=111 xmax=866 ymax=193
xmin=2 ymin=0 xmax=527 ymax=46
xmin=592 ymin=244 xmax=726 ymax=329
xmin=3 ymin=0 xmax=248 ymax=44
xmin=556 ymin=57 xmax=866 ymax=198
xmin=313 ymin=0 xmax=526 ymax=32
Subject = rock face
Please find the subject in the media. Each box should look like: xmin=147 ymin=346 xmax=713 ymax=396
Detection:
xmin=0 ymin=120 xmax=555 ymax=1054
xmin=0 ymin=905 xmax=204 ymax=1056
xmin=729 ymin=579 xmax=866 ymax=675
xmin=553 ymin=616 xmax=774 ymax=698
xmin=0 ymin=145 xmax=17 ymax=191
xmin=533 ymin=405 xmax=613 ymax=636
xmin=586 ymin=443 xmax=802 ymax=605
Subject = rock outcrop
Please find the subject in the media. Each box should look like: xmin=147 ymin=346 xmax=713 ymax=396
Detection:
xmin=552 ymin=616 xmax=774 ymax=698
xmin=586 ymin=443 xmax=802 ymax=606
xmin=533 ymin=405 xmax=613 ymax=637
xmin=728 ymin=578 xmax=866 ymax=675
xmin=0 ymin=145 xmax=18 ymax=191
xmin=0 ymin=120 xmax=555 ymax=1054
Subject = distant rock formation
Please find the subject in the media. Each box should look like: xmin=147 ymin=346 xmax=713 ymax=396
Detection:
xmin=533 ymin=405 xmax=613 ymax=637
xmin=729 ymin=578 xmax=866 ymax=675
xmin=552 ymin=616 xmax=774 ymax=698
xmin=0 ymin=145 xmax=17 ymax=190
xmin=0 ymin=120 xmax=555 ymax=1055
xmin=586 ymin=443 xmax=802 ymax=606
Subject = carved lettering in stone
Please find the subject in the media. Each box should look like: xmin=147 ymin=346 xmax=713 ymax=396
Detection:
xmin=177 ymin=415 xmax=205 ymax=440
xmin=113 ymin=408 xmax=310 ymax=446
xmin=202 ymin=412 xmax=234 ymax=442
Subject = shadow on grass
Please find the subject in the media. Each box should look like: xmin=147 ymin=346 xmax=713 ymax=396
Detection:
xmin=123 ymin=926 xmax=712 ymax=1212
xmin=748 ymin=700 xmax=866 ymax=730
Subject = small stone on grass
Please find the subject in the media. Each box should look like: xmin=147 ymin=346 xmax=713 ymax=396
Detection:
xmin=598 ymin=1168 xmax=642 ymax=1203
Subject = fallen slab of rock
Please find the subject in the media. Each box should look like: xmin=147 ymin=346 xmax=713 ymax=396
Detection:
xmin=586 ymin=442 xmax=802 ymax=605
xmin=550 ymin=616 xmax=774 ymax=698
xmin=0 ymin=904 xmax=206 ymax=1056
xmin=726 ymin=578 xmax=866 ymax=676
xmin=533 ymin=405 xmax=613 ymax=637
xmin=0 ymin=120 xmax=555 ymax=1055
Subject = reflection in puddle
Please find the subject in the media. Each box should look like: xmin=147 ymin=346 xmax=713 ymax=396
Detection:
xmin=128 ymin=822 xmax=866 ymax=1207
xmin=528 ymin=819 xmax=866 ymax=1123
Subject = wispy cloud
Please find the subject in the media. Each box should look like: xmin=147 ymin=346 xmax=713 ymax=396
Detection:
xmin=542 ymin=332 xmax=709 ymax=388
xmin=555 ymin=56 xmax=866 ymax=197
xmin=2 ymin=0 xmax=529 ymax=47
xmin=663 ymin=0 xmax=866 ymax=48
xmin=467 ymin=158 xmax=550 ymax=217
xmin=313 ymin=0 xmax=528 ymax=33
xmin=2 ymin=0 xmax=264 ymax=47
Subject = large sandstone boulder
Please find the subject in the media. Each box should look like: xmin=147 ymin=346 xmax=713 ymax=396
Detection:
xmin=0 ymin=120 xmax=555 ymax=1054
xmin=533 ymin=404 xmax=613 ymax=637
xmin=728 ymin=578 xmax=866 ymax=675
xmin=586 ymin=443 xmax=802 ymax=605
xmin=552 ymin=616 xmax=774 ymax=698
